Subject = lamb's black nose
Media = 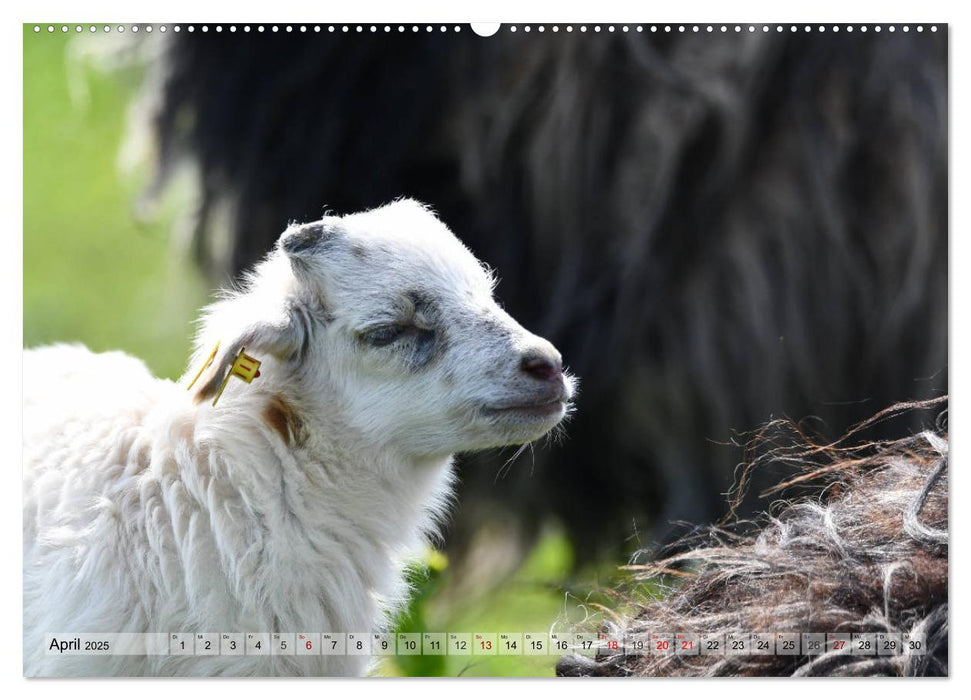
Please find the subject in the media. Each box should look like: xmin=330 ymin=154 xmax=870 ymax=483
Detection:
xmin=520 ymin=353 xmax=563 ymax=381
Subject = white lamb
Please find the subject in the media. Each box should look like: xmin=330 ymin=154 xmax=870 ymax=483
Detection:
xmin=23 ymin=199 xmax=575 ymax=677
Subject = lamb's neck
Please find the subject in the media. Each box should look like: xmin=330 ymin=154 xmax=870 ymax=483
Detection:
xmin=190 ymin=408 xmax=455 ymax=632
xmin=280 ymin=442 xmax=456 ymax=564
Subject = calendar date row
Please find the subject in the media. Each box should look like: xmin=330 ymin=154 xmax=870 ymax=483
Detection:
xmin=46 ymin=631 xmax=927 ymax=657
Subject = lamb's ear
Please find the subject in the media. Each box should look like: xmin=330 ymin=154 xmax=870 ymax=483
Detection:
xmin=279 ymin=219 xmax=345 ymax=272
xmin=190 ymin=219 xmax=341 ymax=405
xmin=190 ymin=310 xmax=309 ymax=405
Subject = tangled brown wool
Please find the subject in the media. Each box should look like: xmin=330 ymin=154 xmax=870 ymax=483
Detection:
xmin=558 ymin=400 xmax=948 ymax=677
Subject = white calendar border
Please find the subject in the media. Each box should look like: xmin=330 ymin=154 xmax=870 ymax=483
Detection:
xmin=6 ymin=0 xmax=964 ymax=698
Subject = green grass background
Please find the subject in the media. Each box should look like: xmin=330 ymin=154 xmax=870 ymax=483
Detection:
xmin=24 ymin=26 xmax=206 ymax=380
xmin=23 ymin=27 xmax=634 ymax=677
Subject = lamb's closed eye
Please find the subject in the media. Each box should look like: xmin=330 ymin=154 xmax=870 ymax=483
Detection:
xmin=359 ymin=323 xmax=410 ymax=347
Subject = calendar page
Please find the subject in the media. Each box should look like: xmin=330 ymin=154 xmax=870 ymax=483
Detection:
xmin=22 ymin=15 xmax=948 ymax=680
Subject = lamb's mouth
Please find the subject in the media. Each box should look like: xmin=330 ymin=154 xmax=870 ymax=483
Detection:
xmin=483 ymin=399 xmax=567 ymax=421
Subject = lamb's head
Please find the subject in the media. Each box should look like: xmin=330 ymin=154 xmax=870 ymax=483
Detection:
xmin=191 ymin=199 xmax=576 ymax=458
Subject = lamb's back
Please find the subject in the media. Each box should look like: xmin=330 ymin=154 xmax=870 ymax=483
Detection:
xmin=24 ymin=344 xmax=172 ymax=441
xmin=23 ymin=344 xmax=176 ymax=512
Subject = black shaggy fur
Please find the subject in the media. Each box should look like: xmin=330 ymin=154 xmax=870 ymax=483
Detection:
xmin=557 ymin=399 xmax=948 ymax=677
xmin=143 ymin=27 xmax=948 ymax=569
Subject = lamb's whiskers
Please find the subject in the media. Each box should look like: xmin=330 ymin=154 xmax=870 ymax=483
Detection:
xmin=495 ymin=442 xmax=531 ymax=483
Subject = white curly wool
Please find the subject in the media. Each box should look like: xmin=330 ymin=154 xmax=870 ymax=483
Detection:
xmin=23 ymin=200 xmax=575 ymax=676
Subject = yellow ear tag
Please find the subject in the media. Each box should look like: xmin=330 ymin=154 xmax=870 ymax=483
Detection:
xmin=186 ymin=342 xmax=220 ymax=391
xmin=211 ymin=347 xmax=263 ymax=406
